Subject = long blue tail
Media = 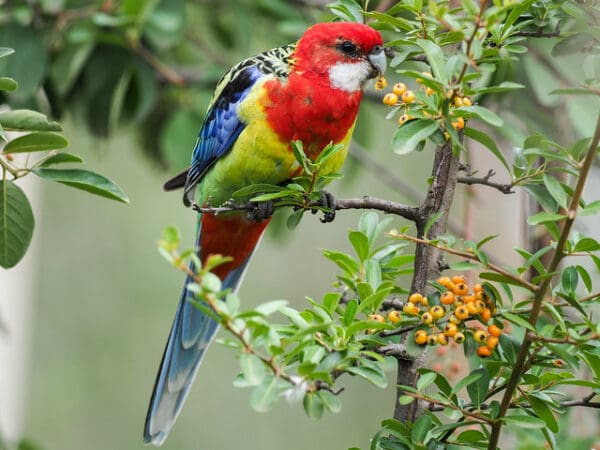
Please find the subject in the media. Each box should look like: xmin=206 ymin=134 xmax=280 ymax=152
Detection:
xmin=143 ymin=228 xmax=254 ymax=446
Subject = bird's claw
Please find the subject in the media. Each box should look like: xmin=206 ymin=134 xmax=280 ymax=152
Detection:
xmin=314 ymin=190 xmax=336 ymax=223
xmin=247 ymin=200 xmax=274 ymax=222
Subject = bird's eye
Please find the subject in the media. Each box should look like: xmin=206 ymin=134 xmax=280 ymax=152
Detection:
xmin=336 ymin=40 xmax=359 ymax=57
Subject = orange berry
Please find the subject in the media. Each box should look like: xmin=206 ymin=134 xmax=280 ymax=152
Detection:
xmin=436 ymin=346 xmax=448 ymax=356
xmin=488 ymin=324 xmax=502 ymax=337
xmin=463 ymin=295 xmax=476 ymax=303
xmin=473 ymin=283 xmax=483 ymax=293
xmin=401 ymin=90 xmax=415 ymax=103
xmin=451 ymin=275 xmax=465 ymax=285
xmin=476 ymin=346 xmax=492 ymax=357
xmin=437 ymin=333 xmax=449 ymax=346
xmin=437 ymin=276 xmax=453 ymax=288
xmin=553 ymin=359 xmax=564 ymax=368
xmin=415 ymin=331 xmax=427 ymax=345
xmin=393 ymin=82 xmax=407 ymax=96
xmin=444 ymin=323 xmax=458 ymax=337
xmin=455 ymin=305 xmax=469 ymax=321
xmin=430 ymin=305 xmax=445 ymax=320
xmin=473 ymin=330 xmax=487 ymax=343
xmin=451 ymin=116 xmax=465 ymax=130
xmin=453 ymin=283 xmax=469 ymax=296
xmin=454 ymin=332 xmax=465 ymax=344
xmin=409 ymin=293 xmax=424 ymax=304
xmin=480 ymin=308 xmax=492 ymax=322
xmin=441 ymin=291 xmax=455 ymax=305
xmin=5 ymin=153 xmax=13 ymax=161
xmin=368 ymin=314 xmax=385 ymax=324
xmin=486 ymin=335 xmax=499 ymax=349
xmin=388 ymin=310 xmax=402 ymax=324
xmin=383 ymin=93 xmax=398 ymax=106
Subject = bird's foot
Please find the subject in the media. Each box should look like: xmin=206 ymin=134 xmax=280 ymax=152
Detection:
xmin=311 ymin=190 xmax=336 ymax=223
xmin=247 ymin=200 xmax=275 ymax=222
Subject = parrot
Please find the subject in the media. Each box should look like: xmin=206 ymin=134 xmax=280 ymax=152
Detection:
xmin=144 ymin=21 xmax=386 ymax=446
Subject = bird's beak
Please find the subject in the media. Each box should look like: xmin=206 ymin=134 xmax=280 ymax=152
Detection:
xmin=367 ymin=46 xmax=387 ymax=78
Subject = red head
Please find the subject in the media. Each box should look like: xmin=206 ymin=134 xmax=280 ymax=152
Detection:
xmin=292 ymin=22 xmax=386 ymax=92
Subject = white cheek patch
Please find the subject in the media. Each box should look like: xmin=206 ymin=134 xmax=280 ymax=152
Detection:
xmin=328 ymin=60 xmax=372 ymax=93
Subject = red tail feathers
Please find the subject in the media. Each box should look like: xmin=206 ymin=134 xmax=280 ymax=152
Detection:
xmin=200 ymin=214 xmax=270 ymax=280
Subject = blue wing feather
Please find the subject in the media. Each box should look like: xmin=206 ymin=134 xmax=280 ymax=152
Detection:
xmin=182 ymin=66 xmax=264 ymax=206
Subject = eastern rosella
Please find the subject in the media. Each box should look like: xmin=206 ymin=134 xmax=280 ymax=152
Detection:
xmin=144 ymin=22 xmax=385 ymax=446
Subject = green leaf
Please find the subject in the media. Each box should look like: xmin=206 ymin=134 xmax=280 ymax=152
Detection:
xmin=286 ymin=209 xmax=304 ymax=230
xmin=343 ymin=299 xmax=358 ymax=327
xmin=573 ymin=237 xmax=600 ymax=252
xmin=451 ymin=370 xmax=484 ymax=396
xmin=543 ymin=174 xmax=568 ymax=209
xmin=359 ymin=211 xmax=379 ymax=245
xmin=391 ymin=119 xmax=439 ymax=155
xmin=38 ymin=153 xmax=84 ymax=167
xmin=464 ymin=127 xmax=509 ymax=172
xmin=561 ymin=266 xmax=578 ymax=293
xmin=0 ymin=110 xmax=62 ymax=132
xmin=502 ymin=312 xmax=536 ymax=332
xmin=250 ymin=376 xmax=281 ymax=413
xmin=349 ymin=230 xmax=370 ymax=262
xmin=317 ymin=390 xmax=342 ymax=414
xmin=32 ymin=168 xmax=129 ymax=203
xmin=239 ymin=353 xmax=266 ymax=386
xmin=416 ymin=39 xmax=448 ymax=84
xmin=528 ymin=395 xmax=559 ymax=432
xmin=503 ymin=413 xmax=546 ymax=429
xmin=416 ymin=371 xmax=437 ymax=391
xmin=466 ymin=367 xmax=489 ymax=409
xmin=456 ymin=106 xmax=503 ymax=127
xmin=303 ymin=392 xmax=324 ymax=419
xmin=347 ymin=365 xmax=387 ymax=388
xmin=0 ymin=77 xmax=17 ymax=92
xmin=527 ymin=212 xmax=566 ymax=226
xmin=471 ymin=81 xmax=525 ymax=94
xmin=0 ymin=180 xmax=35 ymax=268
xmin=0 ymin=47 xmax=14 ymax=58
xmin=254 ymin=299 xmax=288 ymax=316
xmin=4 ymin=132 xmax=68 ymax=153
xmin=411 ymin=414 xmax=432 ymax=444
xmin=232 ymin=183 xmax=284 ymax=199
xmin=364 ymin=258 xmax=382 ymax=291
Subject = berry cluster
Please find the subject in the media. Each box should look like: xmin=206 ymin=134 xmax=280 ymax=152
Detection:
xmin=377 ymin=74 xmax=471 ymax=132
xmin=407 ymin=276 xmax=502 ymax=358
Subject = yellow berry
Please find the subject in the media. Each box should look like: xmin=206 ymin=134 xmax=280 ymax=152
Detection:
xmin=449 ymin=314 xmax=461 ymax=325
xmin=455 ymin=306 xmax=469 ymax=321
xmin=473 ymin=283 xmax=483 ymax=293
xmin=473 ymin=330 xmax=487 ymax=343
xmin=440 ymin=291 xmax=455 ymax=305
xmin=427 ymin=334 xmax=438 ymax=346
xmin=416 ymin=71 xmax=432 ymax=84
xmin=375 ymin=76 xmax=387 ymax=90
xmin=437 ymin=333 xmax=449 ymax=346
xmin=368 ymin=313 xmax=385 ymax=323
xmin=425 ymin=87 xmax=435 ymax=96
xmin=444 ymin=323 xmax=458 ymax=337
xmin=453 ymin=96 xmax=464 ymax=107
xmin=430 ymin=305 xmax=445 ymax=320
xmin=409 ymin=293 xmax=424 ymax=304
xmin=488 ymin=324 xmax=502 ymax=337
xmin=415 ymin=331 xmax=428 ymax=345
xmin=403 ymin=302 xmax=420 ymax=316
xmin=462 ymin=96 xmax=472 ymax=106
xmin=421 ymin=312 xmax=434 ymax=325
xmin=401 ymin=90 xmax=415 ymax=103
xmin=454 ymin=332 xmax=465 ymax=344
xmin=475 ymin=300 xmax=486 ymax=313
xmin=476 ymin=346 xmax=492 ymax=357
xmin=421 ymin=296 xmax=429 ymax=307
xmin=466 ymin=302 xmax=479 ymax=316
xmin=398 ymin=114 xmax=411 ymax=125
xmin=463 ymin=295 xmax=476 ymax=304
xmin=553 ymin=359 xmax=564 ymax=368
xmin=451 ymin=116 xmax=465 ymax=130
xmin=393 ymin=82 xmax=407 ymax=96
xmin=383 ymin=93 xmax=398 ymax=106
xmin=388 ymin=310 xmax=402 ymax=324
